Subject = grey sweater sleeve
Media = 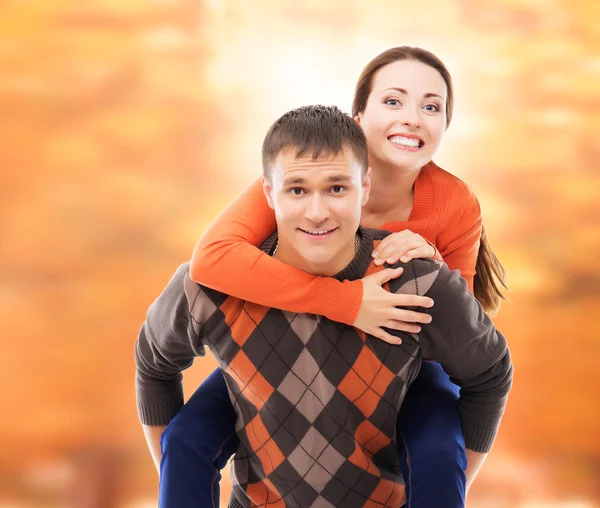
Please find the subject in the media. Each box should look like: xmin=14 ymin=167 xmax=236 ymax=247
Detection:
xmin=134 ymin=263 xmax=207 ymax=426
xmin=416 ymin=261 xmax=513 ymax=453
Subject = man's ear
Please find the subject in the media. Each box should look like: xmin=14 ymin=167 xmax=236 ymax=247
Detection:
xmin=262 ymin=175 xmax=275 ymax=210
xmin=361 ymin=167 xmax=372 ymax=207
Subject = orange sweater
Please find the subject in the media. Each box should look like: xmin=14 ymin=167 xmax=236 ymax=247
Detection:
xmin=190 ymin=162 xmax=482 ymax=326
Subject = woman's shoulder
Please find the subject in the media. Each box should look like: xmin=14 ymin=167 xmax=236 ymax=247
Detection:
xmin=427 ymin=162 xmax=479 ymax=206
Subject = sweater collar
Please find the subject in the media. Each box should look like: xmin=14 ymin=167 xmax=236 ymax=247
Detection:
xmin=259 ymin=227 xmax=375 ymax=281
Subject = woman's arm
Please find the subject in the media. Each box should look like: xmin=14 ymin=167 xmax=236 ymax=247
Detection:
xmin=189 ymin=178 xmax=434 ymax=334
xmin=189 ymin=178 xmax=363 ymax=325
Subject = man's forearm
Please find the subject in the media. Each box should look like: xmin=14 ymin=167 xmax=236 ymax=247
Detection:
xmin=465 ymin=449 xmax=487 ymax=492
xmin=143 ymin=425 xmax=168 ymax=474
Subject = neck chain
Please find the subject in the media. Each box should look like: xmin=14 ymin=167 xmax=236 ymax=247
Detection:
xmin=272 ymin=233 xmax=360 ymax=257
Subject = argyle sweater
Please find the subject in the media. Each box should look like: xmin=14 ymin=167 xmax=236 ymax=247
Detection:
xmin=135 ymin=228 xmax=512 ymax=508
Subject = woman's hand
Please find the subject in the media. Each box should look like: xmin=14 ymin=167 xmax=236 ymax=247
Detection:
xmin=354 ymin=267 xmax=434 ymax=344
xmin=372 ymin=230 xmax=438 ymax=266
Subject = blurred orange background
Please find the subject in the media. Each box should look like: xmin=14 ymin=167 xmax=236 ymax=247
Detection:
xmin=1 ymin=0 xmax=599 ymax=506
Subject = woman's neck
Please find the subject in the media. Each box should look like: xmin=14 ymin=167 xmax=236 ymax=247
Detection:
xmin=362 ymin=162 xmax=422 ymax=221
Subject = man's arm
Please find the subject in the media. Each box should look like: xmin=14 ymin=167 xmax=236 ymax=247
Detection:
xmin=135 ymin=263 xmax=207 ymax=471
xmin=416 ymin=260 xmax=513 ymax=453
xmin=464 ymin=450 xmax=487 ymax=492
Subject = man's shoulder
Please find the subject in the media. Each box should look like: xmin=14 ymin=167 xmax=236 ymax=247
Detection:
xmin=366 ymin=228 xmax=392 ymax=243
xmin=178 ymin=262 xmax=234 ymax=312
xmin=166 ymin=262 xmax=190 ymax=285
xmin=358 ymin=228 xmax=447 ymax=297
xmin=159 ymin=262 xmax=232 ymax=315
xmin=386 ymin=258 xmax=446 ymax=297
xmin=157 ymin=262 xmax=248 ymax=340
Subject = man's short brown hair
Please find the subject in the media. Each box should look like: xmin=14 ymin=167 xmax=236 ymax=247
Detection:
xmin=262 ymin=105 xmax=368 ymax=178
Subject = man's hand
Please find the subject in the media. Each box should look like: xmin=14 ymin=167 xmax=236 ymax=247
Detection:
xmin=355 ymin=267 xmax=434 ymax=344
xmin=142 ymin=425 xmax=168 ymax=474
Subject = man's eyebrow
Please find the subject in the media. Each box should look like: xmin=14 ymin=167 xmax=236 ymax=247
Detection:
xmin=282 ymin=175 xmax=353 ymax=185
xmin=327 ymin=175 xmax=352 ymax=183
xmin=282 ymin=177 xmax=306 ymax=185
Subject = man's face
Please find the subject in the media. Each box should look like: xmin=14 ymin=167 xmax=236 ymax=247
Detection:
xmin=263 ymin=147 xmax=371 ymax=276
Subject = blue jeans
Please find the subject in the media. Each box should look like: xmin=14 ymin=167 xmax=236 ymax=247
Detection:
xmin=396 ymin=361 xmax=467 ymax=507
xmin=159 ymin=369 xmax=239 ymax=507
xmin=159 ymin=361 xmax=467 ymax=507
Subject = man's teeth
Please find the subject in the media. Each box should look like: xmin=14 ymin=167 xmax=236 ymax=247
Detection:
xmin=305 ymin=229 xmax=332 ymax=235
xmin=389 ymin=136 xmax=421 ymax=148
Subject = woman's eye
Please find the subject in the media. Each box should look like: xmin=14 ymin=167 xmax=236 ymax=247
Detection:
xmin=424 ymin=104 xmax=440 ymax=112
xmin=385 ymin=98 xmax=401 ymax=107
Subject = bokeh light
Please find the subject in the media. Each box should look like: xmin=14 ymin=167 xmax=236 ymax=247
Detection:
xmin=1 ymin=0 xmax=598 ymax=506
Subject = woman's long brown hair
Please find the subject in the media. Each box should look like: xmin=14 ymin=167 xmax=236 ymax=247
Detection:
xmin=474 ymin=225 xmax=508 ymax=315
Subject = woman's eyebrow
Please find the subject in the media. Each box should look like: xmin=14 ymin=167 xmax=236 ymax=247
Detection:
xmin=383 ymin=87 xmax=408 ymax=95
xmin=383 ymin=88 xmax=444 ymax=101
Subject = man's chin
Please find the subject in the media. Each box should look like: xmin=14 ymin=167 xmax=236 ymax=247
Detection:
xmin=297 ymin=254 xmax=336 ymax=275
xmin=302 ymin=255 xmax=335 ymax=268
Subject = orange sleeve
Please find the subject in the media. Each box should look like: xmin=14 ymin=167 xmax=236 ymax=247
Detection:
xmin=189 ymin=177 xmax=363 ymax=325
xmin=436 ymin=187 xmax=482 ymax=292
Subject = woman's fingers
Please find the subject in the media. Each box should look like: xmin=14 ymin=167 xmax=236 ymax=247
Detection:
xmin=371 ymin=328 xmax=403 ymax=345
xmin=373 ymin=234 xmax=432 ymax=266
xmin=372 ymin=231 xmax=411 ymax=258
xmin=356 ymin=264 xmax=435 ymax=344
xmin=374 ymin=246 xmax=406 ymax=265
xmin=391 ymin=309 xmax=432 ymax=325
xmin=372 ymin=232 xmax=413 ymax=263
xmin=399 ymin=246 xmax=436 ymax=263
xmin=370 ymin=266 xmax=404 ymax=285
xmin=392 ymin=293 xmax=434 ymax=309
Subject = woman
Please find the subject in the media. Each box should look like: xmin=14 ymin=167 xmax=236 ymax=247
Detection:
xmin=162 ymin=46 xmax=506 ymax=507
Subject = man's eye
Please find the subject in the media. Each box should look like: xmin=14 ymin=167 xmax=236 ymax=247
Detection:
xmin=289 ymin=188 xmax=304 ymax=196
xmin=331 ymin=185 xmax=346 ymax=194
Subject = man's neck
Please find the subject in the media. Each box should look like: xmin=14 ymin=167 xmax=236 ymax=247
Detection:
xmin=273 ymin=234 xmax=359 ymax=277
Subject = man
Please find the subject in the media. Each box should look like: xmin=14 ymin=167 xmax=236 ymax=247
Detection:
xmin=135 ymin=105 xmax=512 ymax=507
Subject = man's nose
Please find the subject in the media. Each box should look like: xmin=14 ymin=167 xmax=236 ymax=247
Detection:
xmin=305 ymin=193 xmax=329 ymax=223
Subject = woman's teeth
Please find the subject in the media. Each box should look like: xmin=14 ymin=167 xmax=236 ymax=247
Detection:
xmin=389 ymin=135 xmax=421 ymax=148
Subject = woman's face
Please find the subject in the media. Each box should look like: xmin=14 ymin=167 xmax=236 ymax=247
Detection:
xmin=356 ymin=59 xmax=448 ymax=172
